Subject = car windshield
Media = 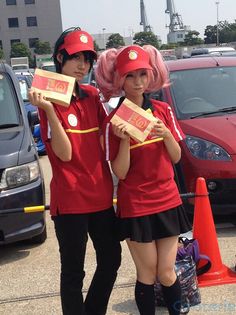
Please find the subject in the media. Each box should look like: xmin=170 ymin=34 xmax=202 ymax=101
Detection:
xmin=0 ymin=73 xmax=20 ymax=127
xmin=169 ymin=66 xmax=236 ymax=119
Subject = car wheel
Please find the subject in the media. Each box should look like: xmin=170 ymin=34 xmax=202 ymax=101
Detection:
xmin=29 ymin=226 xmax=47 ymax=244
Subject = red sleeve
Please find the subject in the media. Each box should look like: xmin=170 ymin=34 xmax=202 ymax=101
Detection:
xmin=38 ymin=108 xmax=50 ymax=143
xmin=153 ymin=101 xmax=185 ymax=142
xmin=102 ymin=112 xmax=121 ymax=161
xmin=96 ymin=92 xmax=108 ymax=130
xmin=165 ymin=105 xmax=185 ymax=142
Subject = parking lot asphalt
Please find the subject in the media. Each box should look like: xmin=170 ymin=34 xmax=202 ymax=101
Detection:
xmin=0 ymin=155 xmax=236 ymax=315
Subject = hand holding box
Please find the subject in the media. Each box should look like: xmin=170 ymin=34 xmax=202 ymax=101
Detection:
xmin=111 ymin=98 xmax=158 ymax=143
xmin=31 ymin=68 xmax=75 ymax=107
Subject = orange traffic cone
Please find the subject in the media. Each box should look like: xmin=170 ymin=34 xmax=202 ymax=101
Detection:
xmin=193 ymin=177 xmax=236 ymax=287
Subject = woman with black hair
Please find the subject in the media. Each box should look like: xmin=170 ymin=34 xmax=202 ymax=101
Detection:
xmin=29 ymin=27 xmax=121 ymax=315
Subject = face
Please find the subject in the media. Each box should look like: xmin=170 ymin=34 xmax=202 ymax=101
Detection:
xmin=58 ymin=52 xmax=90 ymax=82
xmin=123 ymin=69 xmax=149 ymax=99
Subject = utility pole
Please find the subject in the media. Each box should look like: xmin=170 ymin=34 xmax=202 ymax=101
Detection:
xmin=216 ymin=1 xmax=220 ymax=46
xmin=102 ymin=27 xmax=106 ymax=49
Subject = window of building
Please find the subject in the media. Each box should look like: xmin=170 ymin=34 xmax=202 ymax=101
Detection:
xmin=29 ymin=37 xmax=38 ymax=48
xmin=10 ymin=39 xmax=20 ymax=46
xmin=8 ymin=18 xmax=19 ymax=28
xmin=25 ymin=0 xmax=35 ymax=4
xmin=0 ymin=40 xmax=3 ymax=50
xmin=27 ymin=16 xmax=37 ymax=27
xmin=6 ymin=0 xmax=17 ymax=5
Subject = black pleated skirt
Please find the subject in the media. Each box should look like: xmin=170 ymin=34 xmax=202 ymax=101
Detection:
xmin=116 ymin=205 xmax=192 ymax=243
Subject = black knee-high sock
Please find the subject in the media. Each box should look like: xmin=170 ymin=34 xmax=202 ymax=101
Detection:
xmin=161 ymin=277 xmax=181 ymax=315
xmin=135 ymin=280 xmax=155 ymax=315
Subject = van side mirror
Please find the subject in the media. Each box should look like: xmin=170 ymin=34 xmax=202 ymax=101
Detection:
xmin=27 ymin=110 xmax=39 ymax=133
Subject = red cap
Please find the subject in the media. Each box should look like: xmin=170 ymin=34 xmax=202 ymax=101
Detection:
xmin=59 ymin=30 xmax=97 ymax=59
xmin=116 ymin=45 xmax=152 ymax=76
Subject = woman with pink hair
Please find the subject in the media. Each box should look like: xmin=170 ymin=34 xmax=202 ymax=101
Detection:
xmin=96 ymin=45 xmax=191 ymax=315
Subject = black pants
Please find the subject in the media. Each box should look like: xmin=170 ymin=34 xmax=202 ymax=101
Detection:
xmin=53 ymin=207 xmax=122 ymax=315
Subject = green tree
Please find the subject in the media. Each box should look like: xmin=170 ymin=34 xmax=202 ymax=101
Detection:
xmin=133 ymin=32 xmax=159 ymax=48
xmin=0 ymin=48 xmax=4 ymax=60
xmin=204 ymin=25 xmax=217 ymax=44
xmin=106 ymin=33 xmax=125 ymax=49
xmin=10 ymin=42 xmax=31 ymax=59
xmin=204 ymin=20 xmax=236 ymax=44
xmin=219 ymin=21 xmax=236 ymax=42
xmin=184 ymin=31 xmax=204 ymax=46
xmin=10 ymin=42 xmax=33 ymax=66
xmin=34 ymin=41 xmax=52 ymax=54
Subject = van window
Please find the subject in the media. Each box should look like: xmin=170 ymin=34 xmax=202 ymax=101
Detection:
xmin=0 ymin=74 xmax=20 ymax=126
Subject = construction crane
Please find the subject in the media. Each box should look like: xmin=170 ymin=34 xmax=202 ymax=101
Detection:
xmin=165 ymin=0 xmax=188 ymax=44
xmin=165 ymin=0 xmax=184 ymax=32
xmin=140 ymin=0 xmax=152 ymax=32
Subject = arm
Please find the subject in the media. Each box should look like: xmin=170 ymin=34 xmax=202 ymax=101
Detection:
xmin=110 ymin=123 xmax=130 ymax=180
xmin=152 ymin=120 xmax=181 ymax=164
xmin=28 ymin=90 xmax=72 ymax=161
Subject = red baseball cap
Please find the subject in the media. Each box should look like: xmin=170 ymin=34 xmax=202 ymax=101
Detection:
xmin=59 ymin=30 xmax=97 ymax=59
xmin=116 ymin=45 xmax=152 ymax=76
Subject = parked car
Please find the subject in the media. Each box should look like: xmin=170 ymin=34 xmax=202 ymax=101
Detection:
xmin=40 ymin=61 xmax=56 ymax=72
xmin=155 ymin=56 xmax=236 ymax=216
xmin=0 ymin=62 xmax=46 ymax=244
xmin=15 ymin=73 xmax=46 ymax=155
xmin=190 ymin=46 xmax=235 ymax=57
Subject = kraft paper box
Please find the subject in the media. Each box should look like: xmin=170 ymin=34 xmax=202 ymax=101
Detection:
xmin=110 ymin=98 xmax=158 ymax=143
xmin=31 ymin=68 xmax=75 ymax=107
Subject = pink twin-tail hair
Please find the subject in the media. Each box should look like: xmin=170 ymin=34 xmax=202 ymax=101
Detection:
xmin=95 ymin=45 xmax=169 ymax=102
xmin=142 ymin=45 xmax=169 ymax=92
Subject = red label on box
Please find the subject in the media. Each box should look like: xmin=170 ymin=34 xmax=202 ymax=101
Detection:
xmin=115 ymin=104 xmax=150 ymax=132
xmin=32 ymin=74 xmax=69 ymax=95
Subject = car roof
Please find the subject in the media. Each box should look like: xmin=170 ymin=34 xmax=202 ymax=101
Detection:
xmin=165 ymin=56 xmax=236 ymax=71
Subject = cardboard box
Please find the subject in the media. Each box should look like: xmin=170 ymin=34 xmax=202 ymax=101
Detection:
xmin=111 ymin=98 xmax=158 ymax=143
xmin=31 ymin=68 xmax=75 ymax=107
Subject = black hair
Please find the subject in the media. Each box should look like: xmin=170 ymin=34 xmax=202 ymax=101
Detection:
xmin=53 ymin=27 xmax=95 ymax=73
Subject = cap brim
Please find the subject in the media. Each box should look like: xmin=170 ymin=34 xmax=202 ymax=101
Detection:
xmin=118 ymin=62 xmax=152 ymax=76
xmin=65 ymin=45 xmax=97 ymax=59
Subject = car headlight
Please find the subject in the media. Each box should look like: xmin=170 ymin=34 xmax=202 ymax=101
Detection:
xmin=185 ymin=135 xmax=231 ymax=161
xmin=0 ymin=161 xmax=40 ymax=190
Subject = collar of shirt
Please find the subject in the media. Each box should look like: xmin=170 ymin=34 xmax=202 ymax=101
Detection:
xmin=117 ymin=94 xmax=154 ymax=112
xmin=72 ymin=84 xmax=89 ymax=100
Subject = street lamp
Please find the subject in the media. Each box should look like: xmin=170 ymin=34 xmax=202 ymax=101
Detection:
xmin=216 ymin=1 xmax=220 ymax=46
xmin=102 ymin=28 xmax=106 ymax=49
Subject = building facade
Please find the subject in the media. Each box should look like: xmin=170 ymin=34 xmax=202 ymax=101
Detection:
xmin=0 ymin=0 xmax=62 ymax=63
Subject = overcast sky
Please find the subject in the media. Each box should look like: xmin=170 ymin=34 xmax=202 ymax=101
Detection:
xmin=60 ymin=0 xmax=236 ymax=43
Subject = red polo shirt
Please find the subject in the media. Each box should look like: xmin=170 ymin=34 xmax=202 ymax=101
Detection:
xmin=103 ymin=96 xmax=185 ymax=218
xmin=39 ymin=84 xmax=113 ymax=216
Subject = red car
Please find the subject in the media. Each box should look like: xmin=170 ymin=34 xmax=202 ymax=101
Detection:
xmin=155 ymin=56 xmax=236 ymax=215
